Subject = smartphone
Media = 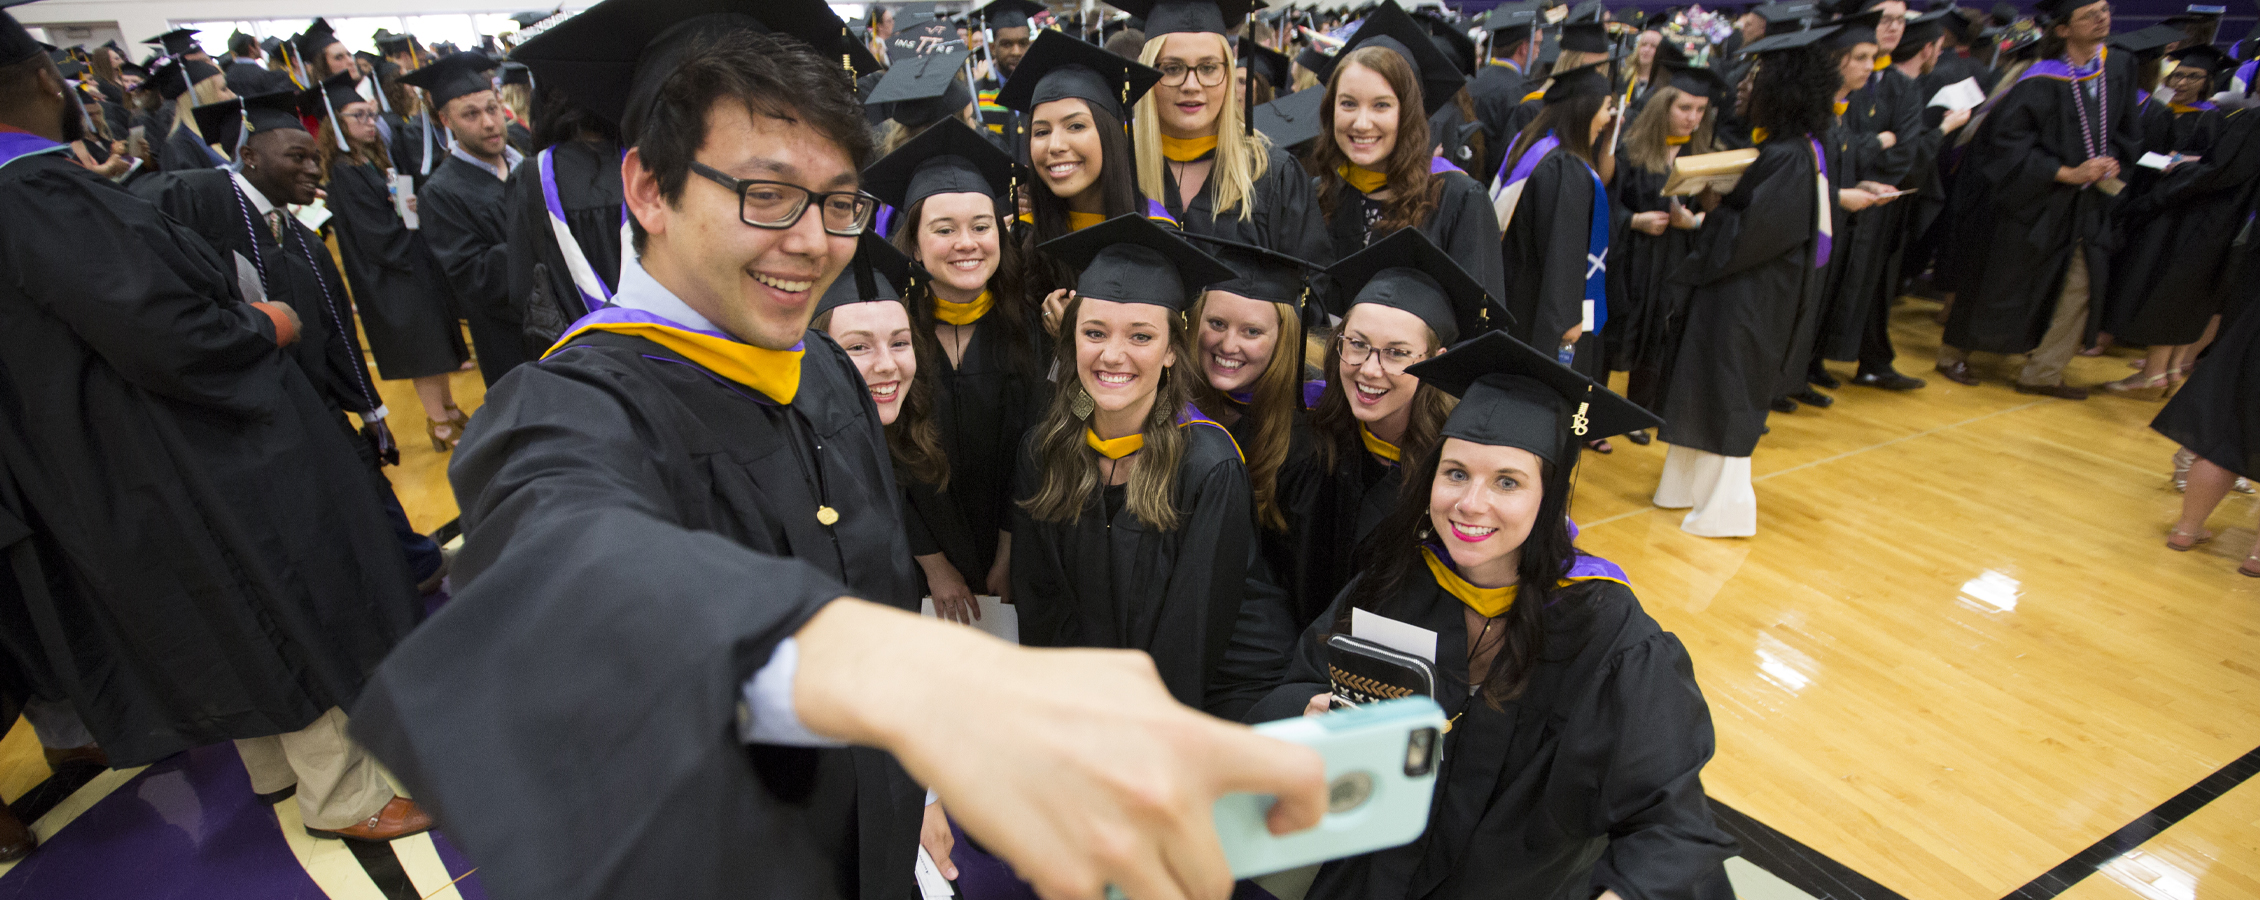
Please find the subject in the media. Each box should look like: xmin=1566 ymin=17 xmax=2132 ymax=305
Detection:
xmin=1213 ymin=697 xmax=1446 ymax=878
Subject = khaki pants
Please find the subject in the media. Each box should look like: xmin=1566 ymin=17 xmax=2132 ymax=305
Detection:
xmin=234 ymin=707 xmax=394 ymax=830
xmin=1935 ymin=246 xmax=2093 ymax=385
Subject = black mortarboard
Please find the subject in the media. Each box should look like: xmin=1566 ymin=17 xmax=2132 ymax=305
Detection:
xmin=1826 ymin=6 xmax=1884 ymax=45
xmin=193 ymin=90 xmax=308 ymax=160
xmin=149 ymin=57 xmax=224 ymax=99
xmin=1312 ymin=1 xmax=1468 ymax=116
xmin=2172 ymin=42 xmax=2231 ymax=73
xmin=865 ymin=117 xmax=1016 ymax=209
xmin=1406 ymin=331 xmax=1660 ymax=462
xmin=121 ymin=60 xmax=148 ymax=78
xmin=1181 ymin=232 xmax=1322 ymax=307
xmin=817 ymin=232 xmax=917 ymax=316
xmin=1899 ymin=9 xmax=1951 ymax=47
xmin=146 ymin=28 xmax=204 ymax=57
xmin=1543 ymin=57 xmax=1614 ymax=100
xmin=1739 ymin=23 xmax=1842 ymax=55
xmin=294 ymin=19 xmax=340 ymax=59
xmin=1987 ymin=1 xmax=2017 ymax=24
xmin=977 ymin=0 xmax=1048 ymax=30
xmin=997 ymin=29 xmax=1163 ymax=119
xmin=510 ymin=11 xmax=553 ymax=29
xmin=500 ymin=61 xmax=533 ymax=87
xmin=260 ymin=36 xmax=283 ymax=56
xmin=2033 ymin=0 xmax=2106 ymax=23
xmin=1428 ymin=22 xmax=1478 ymax=77
xmin=1486 ymin=2 xmax=1541 ymax=43
xmin=1322 ymin=228 xmax=1506 ymax=346
xmin=1559 ymin=0 xmax=1613 ymax=52
xmin=400 ymin=52 xmax=498 ymax=110
xmin=1294 ymin=43 xmax=1329 ymax=76
xmin=314 ymin=68 xmax=366 ymax=113
xmin=888 ymin=15 xmax=965 ymax=59
xmin=1038 ymin=214 xmax=1235 ymax=311
xmin=512 ymin=0 xmax=871 ymax=133
xmin=1238 ymin=37 xmax=1292 ymax=88
xmin=1755 ymin=1 xmax=1827 ymax=35
xmin=2106 ymin=23 xmax=2183 ymax=57
xmin=868 ymin=47 xmax=975 ymax=127
xmin=373 ymin=30 xmax=412 ymax=54
xmin=1252 ymin=85 xmax=1325 ymax=148
xmin=1663 ymin=61 xmax=1730 ymax=97
xmin=1111 ymin=0 xmax=1254 ymax=36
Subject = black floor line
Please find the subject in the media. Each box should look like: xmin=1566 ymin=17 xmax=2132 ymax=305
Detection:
xmin=430 ymin=518 xmax=462 ymax=547
xmin=4 ymin=762 xmax=104 ymax=825
xmin=2001 ymin=743 xmax=2260 ymax=900
xmin=1708 ymin=797 xmax=1911 ymax=900
xmin=343 ymin=835 xmax=421 ymax=900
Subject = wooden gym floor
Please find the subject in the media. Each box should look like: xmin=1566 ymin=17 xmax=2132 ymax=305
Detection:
xmin=2 ymin=296 xmax=2253 ymax=900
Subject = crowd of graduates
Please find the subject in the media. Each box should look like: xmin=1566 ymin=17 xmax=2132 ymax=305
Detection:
xmin=2 ymin=0 xmax=2257 ymax=897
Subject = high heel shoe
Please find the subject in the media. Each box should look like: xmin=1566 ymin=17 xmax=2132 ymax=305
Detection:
xmin=427 ymin=417 xmax=462 ymax=452
xmin=445 ymin=404 xmax=469 ymax=428
xmin=2167 ymin=526 xmax=2214 ymax=551
xmin=2102 ymin=372 xmax=2170 ymax=400
xmin=2172 ymin=448 xmax=2194 ymax=492
xmin=2242 ymin=553 xmax=2260 ymax=578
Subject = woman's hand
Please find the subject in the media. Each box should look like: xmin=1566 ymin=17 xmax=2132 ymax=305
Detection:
xmin=986 ymin=532 xmax=1013 ymax=604
xmin=918 ymin=553 xmax=979 ymax=624
xmin=1560 ymin=325 xmax=1585 ymax=348
xmin=1668 ymin=201 xmax=1703 ymax=230
xmin=920 ymin=800 xmax=958 ymax=879
xmin=1838 ymin=187 xmax=1878 ymax=212
xmin=1630 ymin=210 xmax=1670 ymax=236
xmin=1303 ymin=692 xmax=1333 ymax=717
xmin=1042 ymin=289 xmax=1074 ymax=337
xmin=1940 ymin=107 xmax=1972 ymax=135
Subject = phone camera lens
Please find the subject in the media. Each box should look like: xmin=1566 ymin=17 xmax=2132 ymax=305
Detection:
xmin=1404 ymin=727 xmax=1439 ymax=777
xmin=1327 ymin=771 xmax=1373 ymax=813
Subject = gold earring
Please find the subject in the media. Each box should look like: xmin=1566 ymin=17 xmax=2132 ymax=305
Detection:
xmin=1071 ymin=387 xmax=1095 ymax=419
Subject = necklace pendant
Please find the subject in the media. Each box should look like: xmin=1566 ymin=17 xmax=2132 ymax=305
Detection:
xmin=816 ymin=506 xmax=840 ymax=526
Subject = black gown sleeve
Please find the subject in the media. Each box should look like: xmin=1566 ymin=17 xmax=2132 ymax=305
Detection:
xmin=1435 ymin=172 xmax=1510 ymax=310
xmin=286 ymin=221 xmax=382 ymax=416
xmin=1574 ymin=629 xmax=1738 ymax=900
xmin=422 ymin=172 xmax=511 ymax=314
xmin=1511 ymin=154 xmax=1600 ymax=346
xmin=1245 ymin=584 xmax=1345 ymax=723
xmin=330 ymin=165 xmax=414 ymax=276
xmin=1975 ymin=81 xmax=2072 ymax=212
xmin=1159 ymin=451 xmax=1258 ymax=714
xmin=1676 ymin=144 xmax=1817 ymax=285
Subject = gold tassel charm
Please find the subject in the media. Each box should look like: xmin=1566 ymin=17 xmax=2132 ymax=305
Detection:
xmin=816 ymin=506 xmax=841 ymax=526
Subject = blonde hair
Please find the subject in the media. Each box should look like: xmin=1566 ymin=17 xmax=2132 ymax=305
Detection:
xmin=172 ymin=73 xmax=231 ymax=138
xmin=500 ymin=83 xmax=533 ymax=135
xmin=1134 ymin=32 xmax=1271 ymax=221
xmin=1618 ymin=85 xmax=1718 ymax=174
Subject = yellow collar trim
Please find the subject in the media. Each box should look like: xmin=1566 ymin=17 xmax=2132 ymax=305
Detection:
xmin=934 ymin=289 xmax=994 ymax=326
xmin=1873 ymin=54 xmax=1892 ymax=71
xmin=1488 ymin=58 xmax=1522 ymax=72
xmin=2169 ymin=102 xmax=2208 ymax=114
xmin=1665 ymin=134 xmax=1691 ymax=145
xmin=1752 ymin=127 xmax=1771 ymax=143
xmin=1834 ymin=99 xmax=1849 ymax=116
xmin=1423 ymin=547 xmax=1518 ymax=618
xmin=1161 ymin=134 xmax=1219 ymax=162
xmin=1521 ymin=88 xmax=1546 ymax=102
xmin=1359 ymin=424 xmax=1401 ymax=463
xmin=549 ymin=320 xmax=804 ymax=404
xmin=1085 ymin=428 xmax=1145 ymax=459
xmin=1338 ymin=164 xmax=1390 ymax=194
xmin=1068 ymin=210 xmax=1107 ymax=231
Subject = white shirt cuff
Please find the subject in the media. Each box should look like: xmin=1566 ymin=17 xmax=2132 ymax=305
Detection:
xmin=738 ymin=637 xmax=846 ymax=747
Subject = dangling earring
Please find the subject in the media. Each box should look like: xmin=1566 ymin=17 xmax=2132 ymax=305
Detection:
xmin=1071 ymin=386 xmax=1095 ymax=419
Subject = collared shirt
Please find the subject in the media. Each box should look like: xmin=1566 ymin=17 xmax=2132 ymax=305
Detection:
xmin=450 ymin=140 xmax=524 ymax=181
xmin=232 ymin=167 xmax=275 ymax=218
xmin=606 ymin=253 xmax=726 ymax=334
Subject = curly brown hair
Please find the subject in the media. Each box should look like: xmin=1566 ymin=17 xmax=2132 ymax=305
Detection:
xmin=1313 ymin=46 xmax=1444 ymax=237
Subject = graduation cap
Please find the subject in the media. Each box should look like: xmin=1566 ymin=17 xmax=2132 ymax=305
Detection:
xmin=312 ymin=68 xmax=366 ymax=114
xmin=499 ymin=61 xmax=534 ymax=88
xmin=1543 ymin=57 xmax=1614 ymax=101
xmin=1252 ymin=84 xmax=1325 ymax=149
xmin=294 ymin=18 xmax=340 ymax=60
xmin=1405 ymin=330 xmax=1660 ymax=462
xmin=1485 ymin=2 xmax=1542 ymax=44
xmin=146 ymin=27 xmax=204 ymax=58
xmin=2032 ymin=0 xmax=2106 ymax=24
xmin=373 ymin=30 xmax=412 ymax=55
xmin=1238 ymin=37 xmax=1292 ymax=88
xmin=148 ymin=56 xmax=224 ymax=99
xmin=260 ymin=36 xmax=284 ymax=56
xmin=511 ymin=0 xmax=870 ymax=133
xmin=817 ymin=232 xmax=917 ymax=316
xmin=1662 ymin=61 xmax=1729 ymax=98
xmin=1427 ymin=21 xmax=1478 ymax=77
xmin=1038 ymin=213 xmax=1235 ymax=310
xmin=1987 ymin=1 xmax=2018 ymax=25
xmin=865 ymin=117 xmax=1016 ymax=209
xmin=510 ymin=11 xmax=554 ymax=29
xmin=1321 ymin=228 xmax=1505 ymax=347
xmin=1182 ymin=232 xmax=1322 ymax=307
xmin=1312 ymin=1 xmax=1467 ymax=116
xmin=2172 ymin=42 xmax=2232 ymax=73
xmin=1755 ymin=1 xmax=1827 ymax=35
xmin=996 ymin=29 xmax=1163 ymax=119
xmin=2106 ymin=23 xmax=2183 ymax=57
xmin=1739 ymin=23 xmax=1842 ymax=55
xmin=976 ymin=0 xmax=1048 ymax=31
xmin=867 ymin=47 xmax=976 ymax=127
xmin=1111 ymin=0 xmax=1254 ymax=36
xmin=1559 ymin=0 xmax=1614 ymax=52
xmin=193 ymin=90 xmax=308 ymax=161
xmin=1826 ymin=6 xmax=1885 ymax=45
xmin=1899 ymin=8 xmax=1952 ymax=47
xmin=399 ymin=51 xmax=498 ymax=110
xmin=889 ymin=15 xmax=965 ymax=58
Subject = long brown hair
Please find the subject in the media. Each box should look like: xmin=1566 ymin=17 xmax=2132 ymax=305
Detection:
xmin=1021 ymin=295 xmax=1200 ymax=531
xmin=1314 ymin=46 xmax=1443 ymax=237
xmin=317 ymin=105 xmax=394 ymax=178
xmin=813 ymin=306 xmax=952 ymax=489
xmin=890 ymin=193 xmax=1042 ymax=378
xmin=1506 ymin=93 xmax=1611 ymax=174
xmin=1185 ymin=291 xmax=1301 ymax=531
xmin=1308 ymin=312 xmax=1454 ymax=475
xmin=1619 ymin=85 xmax=1718 ymax=174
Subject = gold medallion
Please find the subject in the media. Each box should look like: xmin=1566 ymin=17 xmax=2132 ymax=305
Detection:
xmin=816 ymin=506 xmax=840 ymax=526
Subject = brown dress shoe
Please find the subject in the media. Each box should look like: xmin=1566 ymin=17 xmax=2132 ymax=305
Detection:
xmin=0 ymin=802 xmax=33 ymax=863
xmin=305 ymin=796 xmax=435 ymax=843
xmin=2013 ymin=381 xmax=2090 ymax=400
xmin=1934 ymin=360 xmax=1979 ymax=386
xmin=42 ymin=744 xmax=109 ymax=771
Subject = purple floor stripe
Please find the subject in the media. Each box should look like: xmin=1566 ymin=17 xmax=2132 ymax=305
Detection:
xmin=430 ymin=831 xmax=489 ymax=900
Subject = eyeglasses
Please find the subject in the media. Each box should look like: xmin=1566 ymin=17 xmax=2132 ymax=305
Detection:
xmin=688 ymin=161 xmax=877 ymax=236
xmin=1157 ymin=61 xmax=1229 ymax=87
xmin=1338 ymin=334 xmax=1422 ymax=374
xmin=339 ymin=110 xmax=377 ymax=122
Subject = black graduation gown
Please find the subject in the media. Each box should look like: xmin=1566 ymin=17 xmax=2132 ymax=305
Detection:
xmin=1163 ymin=143 xmax=1335 ymax=268
xmin=1610 ymin=162 xmax=1700 ymax=411
xmin=349 ymin=329 xmax=924 ymax=900
xmin=0 ymin=150 xmax=416 ymax=767
xmin=1500 ymin=149 xmax=1605 ymax=375
xmin=929 ymin=307 xmax=1052 ymax=584
xmin=1327 ymin=169 xmax=1509 ymax=312
xmin=1470 ymin=63 xmax=1528 ymax=186
xmin=2150 ymin=287 xmax=2259 ymax=480
xmin=1943 ymin=53 xmax=2140 ymax=355
xmin=1009 ymin=423 xmax=1276 ymax=717
xmin=328 ymin=160 xmax=470 ymax=379
xmin=505 ymin=137 xmax=624 ymax=351
xmin=158 ymin=124 xmax=222 ymax=173
xmin=2104 ymin=107 xmax=2254 ymax=346
xmin=385 ymin=112 xmax=434 ymax=189
xmin=1815 ymin=69 xmax=1921 ymax=363
xmin=1276 ymin=439 xmax=1404 ymax=631
xmin=1247 ymin=576 xmax=1737 ymax=900
xmin=1658 ymin=138 xmax=1827 ymax=457
xmin=133 ymin=170 xmax=386 ymax=429
xmin=223 ymin=59 xmax=283 ymax=96
xmin=423 ymin=152 xmax=534 ymax=386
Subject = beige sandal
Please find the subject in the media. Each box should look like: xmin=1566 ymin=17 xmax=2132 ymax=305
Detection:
xmin=2167 ymin=527 xmax=2214 ymax=552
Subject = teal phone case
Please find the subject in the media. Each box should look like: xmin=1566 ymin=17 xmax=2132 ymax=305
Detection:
xmin=1212 ymin=697 xmax=1447 ymax=878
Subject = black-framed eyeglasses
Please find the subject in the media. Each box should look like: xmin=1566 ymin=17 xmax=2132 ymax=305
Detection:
xmin=688 ymin=161 xmax=877 ymax=235
xmin=1157 ymin=61 xmax=1230 ymax=87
